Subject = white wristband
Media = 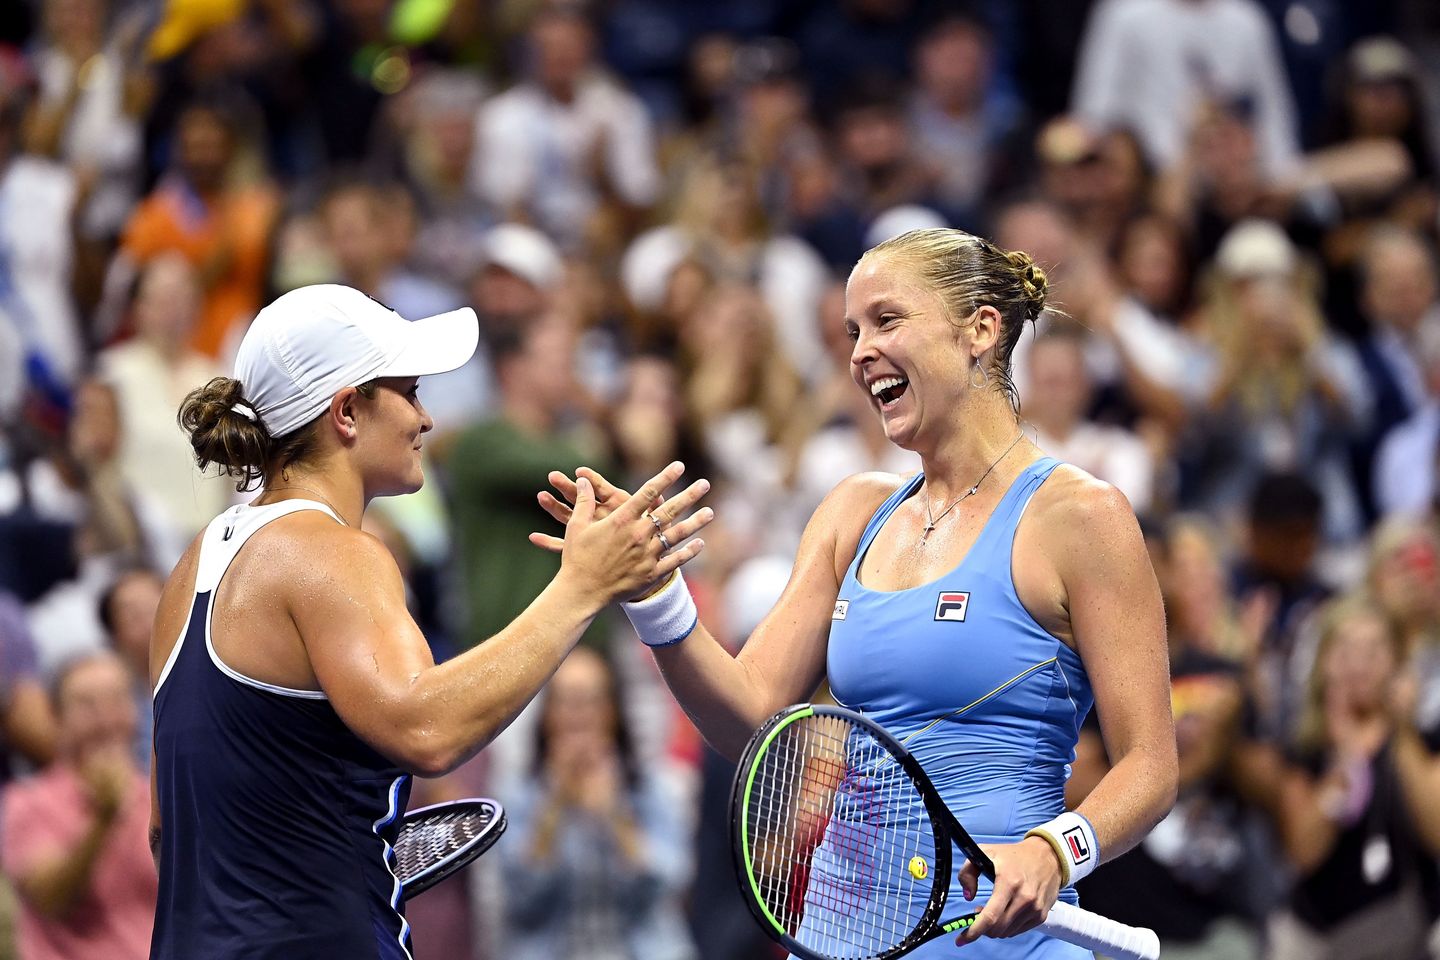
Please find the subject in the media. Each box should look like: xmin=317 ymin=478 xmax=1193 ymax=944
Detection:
xmin=1025 ymin=811 xmax=1100 ymax=886
xmin=621 ymin=571 xmax=697 ymax=648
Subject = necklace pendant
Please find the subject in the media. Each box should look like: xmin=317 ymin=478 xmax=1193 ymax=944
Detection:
xmin=921 ymin=521 xmax=935 ymax=541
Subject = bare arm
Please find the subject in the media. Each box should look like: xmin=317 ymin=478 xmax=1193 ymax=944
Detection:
xmin=15 ymin=754 xmax=131 ymax=919
xmin=1393 ymin=725 xmax=1440 ymax=856
xmin=1272 ymin=756 xmax=1362 ymax=874
xmin=2 ymin=679 xmax=57 ymax=768
xmin=961 ymin=479 xmax=1177 ymax=944
xmin=535 ymin=468 xmax=889 ymax=759
xmin=299 ymin=465 xmax=706 ymax=776
xmin=1062 ymin=484 xmax=1179 ymax=860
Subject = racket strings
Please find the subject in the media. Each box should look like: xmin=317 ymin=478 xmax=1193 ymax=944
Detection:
xmin=746 ymin=715 xmax=936 ymax=959
xmin=393 ymin=806 xmax=495 ymax=881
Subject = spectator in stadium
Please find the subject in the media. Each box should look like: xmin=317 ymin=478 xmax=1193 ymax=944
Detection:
xmin=444 ymin=312 xmax=611 ymax=660
xmin=0 ymin=589 xmax=56 ymax=783
xmin=473 ymin=7 xmax=659 ymax=252
xmin=0 ymin=591 xmax=54 ymax=960
xmin=906 ymin=13 xmax=1027 ymax=229
xmin=833 ymin=75 xmax=942 ymax=227
xmin=1353 ymin=227 xmax=1440 ymax=514
xmin=424 ymin=222 xmax=566 ymax=442
xmin=1229 ymin=472 xmax=1333 ymax=741
xmin=1371 ymin=311 xmax=1440 ymax=517
xmin=318 ymin=177 xmax=463 ymax=331
xmin=1263 ymin=598 xmax=1440 ymax=960
xmin=621 ymin=151 xmax=830 ymax=380
xmin=1071 ymin=0 xmax=1300 ymax=179
xmin=0 ymin=51 xmax=85 ymax=405
xmin=1312 ymin=37 xmax=1439 ymax=280
xmin=537 ymin=228 xmax=1178 ymax=952
xmin=117 ymin=95 xmax=279 ymax=358
xmin=1073 ymin=518 xmax=1257 ymax=959
xmin=96 ymin=568 xmax=162 ymax=768
xmin=97 ymin=253 xmax=228 ymax=546
xmin=1183 ymin=220 xmax=1370 ymax=541
xmin=1022 ymin=326 xmax=1155 ymax=513
xmin=1363 ymin=518 xmax=1440 ymax=664
xmin=389 ymin=69 xmax=492 ymax=289
xmin=498 ymin=646 xmax=696 ymax=960
xmin=0 ymin=651 xmax=157 ymax=960
xmin=25 ymin=0 xmax=147 ymax=251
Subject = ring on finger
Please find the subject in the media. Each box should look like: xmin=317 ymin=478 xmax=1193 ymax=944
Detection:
xmin=647 ymin=513 xmax=672 ymax=551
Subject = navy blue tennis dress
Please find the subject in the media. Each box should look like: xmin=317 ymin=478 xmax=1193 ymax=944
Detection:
xmin=151 ymin=501 xmax=415 ymax=960
xmin=824 ymin=457 xmax=1095 ymax=958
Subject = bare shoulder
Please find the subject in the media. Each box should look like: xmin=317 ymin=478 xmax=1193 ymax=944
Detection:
xmin=1027 ymin=464 xmax=1145 ymax=569
xmin=820 ymin=470 xmax=908 ymax=521
xmin=817 ymin=471 xmax=909 ymax=543
xmin=1030 ymin=464 xmax=1139 ymax=533
xmin=243 ymin=511 xmax=403 ymax=593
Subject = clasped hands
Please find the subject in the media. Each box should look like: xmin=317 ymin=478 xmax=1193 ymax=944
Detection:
xmin=530 ymin=463 xmax=714 ymax=601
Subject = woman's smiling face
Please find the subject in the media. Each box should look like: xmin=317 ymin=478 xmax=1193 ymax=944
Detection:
xmin=844 ymin=254 xmax=969 ymax=450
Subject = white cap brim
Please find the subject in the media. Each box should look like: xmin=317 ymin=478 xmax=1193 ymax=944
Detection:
xmin=380 ymin=307 xmax=480 ymax=378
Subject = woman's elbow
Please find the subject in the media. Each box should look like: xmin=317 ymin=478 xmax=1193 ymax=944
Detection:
xmin=388 ymin=728 xmax=469 ymax=778
xmin=1149 ymin=740 xmax=1181 ymax=821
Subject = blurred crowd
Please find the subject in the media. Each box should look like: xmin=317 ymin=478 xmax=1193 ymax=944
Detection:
xmin=1 ymin=0 xmax=1440 ymax=958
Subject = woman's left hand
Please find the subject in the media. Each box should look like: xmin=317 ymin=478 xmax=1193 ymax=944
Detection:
xmin=955 ymin=836 xmax=1062 ymax=945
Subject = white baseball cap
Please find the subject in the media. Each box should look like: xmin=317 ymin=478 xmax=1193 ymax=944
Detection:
xmin=234 ymin=284 xmax=479 ymax=438
xmin=479 ymin=223 xmax=564 ymax=291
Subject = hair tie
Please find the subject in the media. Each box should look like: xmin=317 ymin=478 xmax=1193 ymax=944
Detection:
xmin=230 ymin=402 xmax=258 ymax=422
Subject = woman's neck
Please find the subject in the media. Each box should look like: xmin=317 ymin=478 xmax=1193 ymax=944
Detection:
xmin=915 ymin=399 xmax=1029 ymax=503
xmin=259 ymin=469 xmax=364 ymax=527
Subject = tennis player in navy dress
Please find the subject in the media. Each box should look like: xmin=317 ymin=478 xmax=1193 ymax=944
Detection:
xmin=150 ymin=285 xmax=713 ymax=959
xmin=537 ymin=229 xmax=1178 ymax=956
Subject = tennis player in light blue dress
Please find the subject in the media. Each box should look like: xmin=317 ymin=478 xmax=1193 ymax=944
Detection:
xmin=537 ymin=228 xmax=1177 ymax=957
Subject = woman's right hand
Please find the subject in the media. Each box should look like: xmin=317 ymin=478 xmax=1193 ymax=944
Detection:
xmin=552 ymin=462 xmax=713 ymax=604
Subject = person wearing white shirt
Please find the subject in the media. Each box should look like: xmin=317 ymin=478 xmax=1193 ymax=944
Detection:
xmin=473 ymin=9 xmax=659 ymax=251
xmin=1022 ymin=327 xmax=1155 ymax=514
xmin=1072 ymin=0 xmax=1300 ymax=179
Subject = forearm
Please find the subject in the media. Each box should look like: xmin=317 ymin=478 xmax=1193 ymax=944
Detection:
xmin=388 ymin=576 xmax=605 ymax=775
xmin=1073 ymin=740 xmax=1177 ymax=864
xmin=17 ymin=818 xmax=112 ymax=918
xmin=1275 ymin=772 xmax=1342 ymax=874
xmin=1393 ymin=728 xmax=1440 ymax=855
xmin=652 ymin=625 xmax=783 ymax=760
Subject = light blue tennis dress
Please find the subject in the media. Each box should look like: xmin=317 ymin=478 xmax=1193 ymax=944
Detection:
xmin=821 ymin=457 xmax=1095 ymax=958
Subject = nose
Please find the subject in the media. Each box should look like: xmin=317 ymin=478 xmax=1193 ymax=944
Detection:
xmin=417 ymin=400 xmax=434 ymax=434
xmin=850 ymin=329 xmax=878 ymax=371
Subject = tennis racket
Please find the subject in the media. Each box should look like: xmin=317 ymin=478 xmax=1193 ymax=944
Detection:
xmin=730 ymin=704 xmax=1160 ymax=960
xmin=394 ymin=798 xmax=507 ymax=899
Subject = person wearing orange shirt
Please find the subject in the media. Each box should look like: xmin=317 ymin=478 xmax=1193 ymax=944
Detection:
xmin=118 ymin=96 xmax=277 ymax=358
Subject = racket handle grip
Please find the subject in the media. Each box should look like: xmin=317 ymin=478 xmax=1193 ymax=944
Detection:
xmin=1038 ymin=900 xmax=1160 ymax=960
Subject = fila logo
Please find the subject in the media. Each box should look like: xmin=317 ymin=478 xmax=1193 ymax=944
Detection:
xmin=1063 ymin=826 xmax=1092 ymax=864
xmin=934 ymin=591 xmax=970 ymax=622
xmin=832 ymin=600 xmax=850 ymax=621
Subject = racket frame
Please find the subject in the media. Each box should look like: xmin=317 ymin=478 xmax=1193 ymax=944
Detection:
xmin=394 ymin=797 xmax=507 ymax=900
xmin=730 ymin=703 xmax=998 ymax=960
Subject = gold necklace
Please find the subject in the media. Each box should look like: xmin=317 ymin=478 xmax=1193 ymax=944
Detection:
xmin=267 ymin=485 xmax=348 ymax=526
xmin=921 ymin=432 xmax=1024 ymax=542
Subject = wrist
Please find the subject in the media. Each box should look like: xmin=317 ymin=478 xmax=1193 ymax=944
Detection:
xmin=621 ymin=570 xmax=696 ymax=648
xmin=1024 ymin=811 xmax=1100 ymax=887
xmin=550 ymin=570 xmax=608 ymax=621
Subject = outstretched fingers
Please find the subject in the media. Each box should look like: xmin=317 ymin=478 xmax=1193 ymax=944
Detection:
xmin=615 ymin=462 xmax=687 ymax=523
xmin=653 ymin=536 xmax=705 ymax=579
